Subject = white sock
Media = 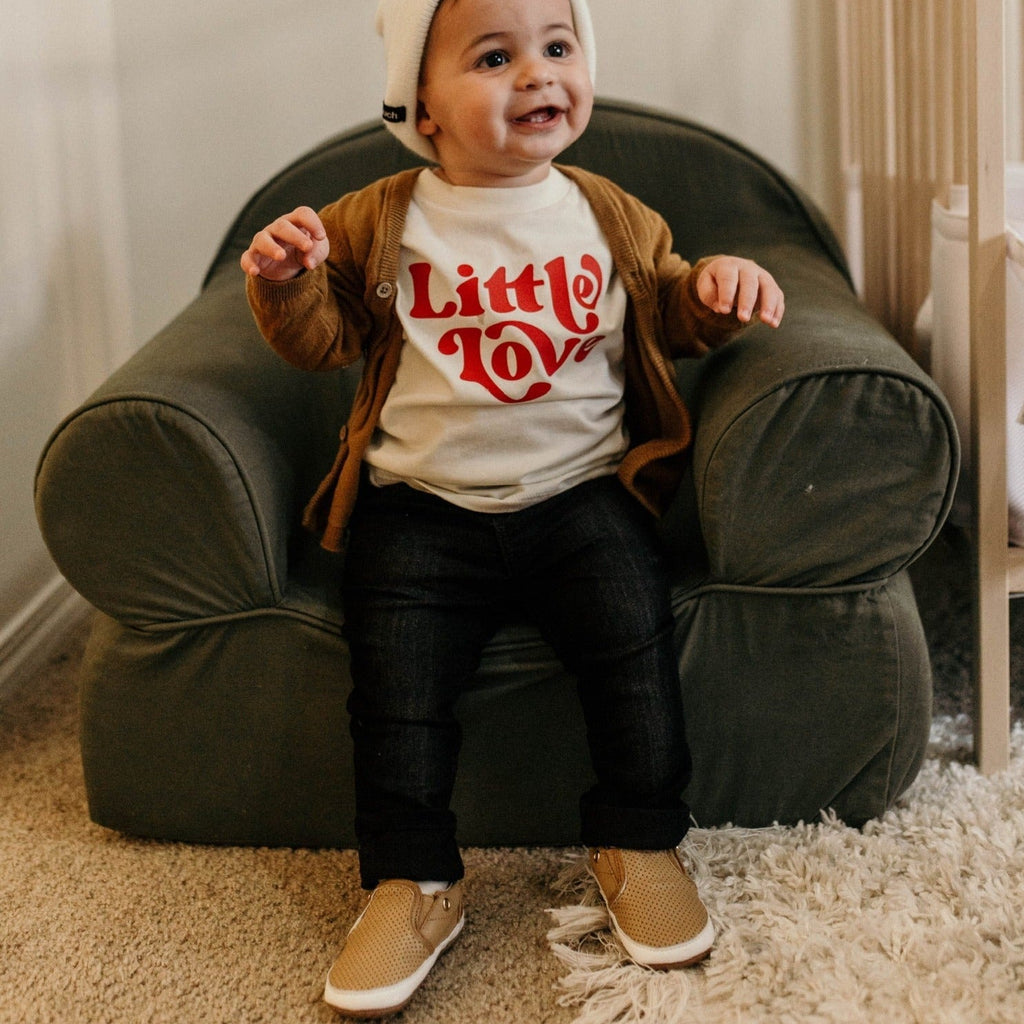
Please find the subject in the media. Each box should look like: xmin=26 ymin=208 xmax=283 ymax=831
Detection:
xmin=416 ymin=880 xmax=450 ymax=895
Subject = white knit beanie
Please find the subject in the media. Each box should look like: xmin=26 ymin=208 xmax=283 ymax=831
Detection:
xmin=375 ymin=0 xmax=597 ymax=163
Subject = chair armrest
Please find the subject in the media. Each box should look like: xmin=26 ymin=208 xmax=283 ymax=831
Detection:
xmin=678 ymin=248 xmax=960 ymax=588
xmin=35 ymin=274 xmax=349 ymax=627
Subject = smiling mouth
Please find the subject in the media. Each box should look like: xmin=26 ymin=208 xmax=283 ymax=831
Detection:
xmin=514 ymin=106 xmax=562 ymax=125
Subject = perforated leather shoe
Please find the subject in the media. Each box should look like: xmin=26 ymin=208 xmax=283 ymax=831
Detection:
xmin=589 ymin=847 xmax=714 ymax=968
xmin=324 ymin=879 xmax=464 ymax=1017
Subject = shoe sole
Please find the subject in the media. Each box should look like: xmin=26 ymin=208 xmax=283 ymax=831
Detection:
xmin=606 ymin=907 xmax=715 ymax=969
xmin=323 ymin=912 xmax=465 ymax=1017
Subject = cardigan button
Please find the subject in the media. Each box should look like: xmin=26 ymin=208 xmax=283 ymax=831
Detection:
xmin=375 ymin=282 xmax=395 ymax=300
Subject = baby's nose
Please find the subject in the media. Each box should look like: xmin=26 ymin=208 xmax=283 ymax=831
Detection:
xmin=516 ymin=57 xmax=555 ymax=89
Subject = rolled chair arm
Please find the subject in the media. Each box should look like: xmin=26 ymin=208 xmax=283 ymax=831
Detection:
xmin=35 ymin=274 xmax=348 ymax=627
xmin=678 ymin=248 xmax=959 ymax=588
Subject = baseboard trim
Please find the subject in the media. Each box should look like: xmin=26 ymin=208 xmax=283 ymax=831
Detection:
xmin=0 ymin=575 xmax=90 ymax=701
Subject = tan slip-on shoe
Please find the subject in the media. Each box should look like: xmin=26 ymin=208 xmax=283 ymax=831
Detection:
xmin=588 ymin=847 xmax=714 ymax=968
xmin=324 ymin=879 xmax=464 ymax=1017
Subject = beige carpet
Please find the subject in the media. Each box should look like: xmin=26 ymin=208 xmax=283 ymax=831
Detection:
xmin=0 ymin=619 xmax=571 ymax=1024
xmin=3 ymin=607 xmax=1024 ymax=1024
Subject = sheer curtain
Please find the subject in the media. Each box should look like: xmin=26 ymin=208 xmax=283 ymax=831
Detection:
xmin=837 ymin=0 xmax=1021 ymax=353
xmin=1 ymin=0 xmax=134 ymax=403
xmin=1 ymin=0 xmax=133 ymax=650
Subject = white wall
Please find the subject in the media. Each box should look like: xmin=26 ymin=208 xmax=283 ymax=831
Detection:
xmin=1 ymin=0 xmax=132 ymax=657
xmin=2 ymin=0 xmax=840 ymax=660
xmin=113 ymin=0 xmax=840 ymax=344
xmin=589 ymin=1 xmax=840 ymax=224
xmin=110 ymin=1 xmax=379 ymax=343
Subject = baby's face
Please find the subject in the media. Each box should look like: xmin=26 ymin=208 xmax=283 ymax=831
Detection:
xmin=416 ymin=0 xmax=593 ymax=187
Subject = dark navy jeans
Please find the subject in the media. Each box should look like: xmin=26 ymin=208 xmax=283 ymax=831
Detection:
xmin=341 ymin=474 xmax=692 ymax=888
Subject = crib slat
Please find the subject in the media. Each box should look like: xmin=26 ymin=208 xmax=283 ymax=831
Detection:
xmin=968 ymin=0 xmax=1010 ymax=774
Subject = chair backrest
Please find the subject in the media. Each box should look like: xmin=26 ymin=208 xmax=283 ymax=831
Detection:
xmin=206 ymin=99 xmax=849 ymax=291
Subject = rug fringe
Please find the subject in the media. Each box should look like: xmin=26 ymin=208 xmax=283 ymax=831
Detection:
xmin=546 ymin=904 xmax=609 ymax=944
xmin=549 ymin=952 xmax=700 ymax=1024
xmin=544 ymin=850 xmax=704 ymax=1023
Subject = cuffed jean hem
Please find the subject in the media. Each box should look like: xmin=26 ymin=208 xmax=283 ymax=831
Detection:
xmin=580 ymin=797 xmax=692 ymax=850
xmin=357 ymin=829 xmax=466 ymax=890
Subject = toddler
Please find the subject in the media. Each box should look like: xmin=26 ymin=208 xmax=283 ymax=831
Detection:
xmin=241 ymin=0 xmax=784 ymax=1016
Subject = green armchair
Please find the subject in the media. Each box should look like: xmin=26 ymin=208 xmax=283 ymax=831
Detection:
xmin=35 ymin=101 xmax=958 ymax=847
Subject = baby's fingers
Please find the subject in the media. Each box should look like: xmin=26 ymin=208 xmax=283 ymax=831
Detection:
xmin=734 ymin=272 xmax=763 ymax=324
xmin=757 ymin=284 xmax=785 ymax=327
xmin=698 ymin=258 xmax=786 ymax=327
xmin=699 ymin=262 xmax=740 ymax=316
xmin=241 ymin=248 xmax=272 ymax=277
xmin=256 ymin=229 xmax=291 ymax=265
xmin=288 ymin=206 xmax=327 ymax=239
xmin=265 ymin=216 xmax=317 ymax=258
xmin=281 ymin=207 xmax=328 ymax=266
xmin=241 ymin=208 xmax=328 ymax=280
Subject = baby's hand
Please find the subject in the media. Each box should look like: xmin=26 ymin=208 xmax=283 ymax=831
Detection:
xmin=697 ymin=257 xmax=785 ymax=328
xmin=240 ymin=206 xmax=330 ymax=282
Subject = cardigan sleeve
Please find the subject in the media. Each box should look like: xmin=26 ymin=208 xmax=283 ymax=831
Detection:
xmin=244 ymin=193 xmax=380 ymax=373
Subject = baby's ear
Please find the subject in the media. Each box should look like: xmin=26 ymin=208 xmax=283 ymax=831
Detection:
xmin=416 ymin=99 xmax=437 ymax=138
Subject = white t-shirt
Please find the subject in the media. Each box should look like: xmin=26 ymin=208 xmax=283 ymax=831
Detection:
xmin=364 ymin=167 xmax=629 ymax=511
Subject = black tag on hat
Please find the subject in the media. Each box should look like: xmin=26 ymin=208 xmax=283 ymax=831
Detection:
xmin=382 ymin=104 xmax=407 ymax=124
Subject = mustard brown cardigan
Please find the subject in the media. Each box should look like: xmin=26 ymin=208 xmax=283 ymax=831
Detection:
xmin=246 ymin=165 xmax=742 ymax=552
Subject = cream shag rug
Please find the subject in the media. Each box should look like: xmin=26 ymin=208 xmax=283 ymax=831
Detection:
xmin=545 ymin=717 xmax=1024 ymax=1024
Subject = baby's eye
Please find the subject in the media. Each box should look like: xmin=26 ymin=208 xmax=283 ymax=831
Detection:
xmin=545 ymin=41 xmax=570 ymax=58
xmin=478 ymin=50 xmax=510 ymax=69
